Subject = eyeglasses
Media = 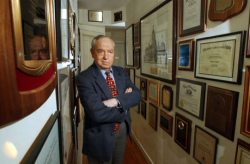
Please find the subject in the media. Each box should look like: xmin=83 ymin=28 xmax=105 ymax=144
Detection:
xmin=95 ymin=49 xmax=114 ymax=56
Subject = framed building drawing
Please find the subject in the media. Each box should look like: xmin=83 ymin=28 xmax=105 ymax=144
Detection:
xmin=140 ymin=0 xmax=177 ymax=84
xmin=178 ymin=39 xmax=195 ymax=71
xmin=235 ymin=139 xmax=250 ymax=164
xmin=126 ymin=24 xmax=134 ymax=66
xmin=148 ymin=80 xmax=160 ymax=106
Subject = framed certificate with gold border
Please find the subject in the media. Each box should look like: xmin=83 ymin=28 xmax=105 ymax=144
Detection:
xmin=148 ymin=80 xmax=160 ymax=106
xmin=235 ymin=139 xmax=250 ymax=164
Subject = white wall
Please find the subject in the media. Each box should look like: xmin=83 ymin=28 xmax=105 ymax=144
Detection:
xmin=126 ymin=0 xmax=250 ymax=164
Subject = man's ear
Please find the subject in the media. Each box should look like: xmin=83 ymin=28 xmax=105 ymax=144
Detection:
xmin=90 ymin=48 xmax=95 ymax=58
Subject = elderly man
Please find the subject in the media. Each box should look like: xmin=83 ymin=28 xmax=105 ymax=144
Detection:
xmin=77 ymin=35 xmax=141 ymax=164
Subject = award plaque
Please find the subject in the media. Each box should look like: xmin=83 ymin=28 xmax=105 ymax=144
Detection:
xmin=205 ymin=86 xmax=239 ymax=141
xmin=235 ymin=139 xmax=250 ymax=164
xmin=175 ymin=112 xmax=192 ymax=154
xmin=193 ymin=126 xmax=218 ymax=164
xmin=140 ymin=100 xmax=147 ymax=120
xmin=178 ymin=39 xmax=195 ymax=71
xmin=162 ymin=85 xmax=173 ymax=111
xmin=160 ymin=110 xmax=173 ymax=136
xmin=148 ymin=80 xmax=160 ymax=106
xmin=149 ymin=103 xmax=158 ymax=131
xmin=88 ymin=10 xmax=103 ymax=22
xmin=140 ymin=78 xmax=147 ymax=101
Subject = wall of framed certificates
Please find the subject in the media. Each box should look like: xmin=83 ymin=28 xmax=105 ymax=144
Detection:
xmin=126 ymin=0 xmax=250 ymax=164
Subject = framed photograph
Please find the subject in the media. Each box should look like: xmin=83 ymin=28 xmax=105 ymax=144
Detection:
xmin=241 ymin=66 xmax=250 ymax=138
xmin=162 ymin=85 xmax=173 ymax=111
xmin=179 ymin=0 xmax=207 ymax=37
xmin=175 ymin=112 xmax=192 ymax=154
xmin=126 ymin=24 xmax=134 ymax=66
xmin=129 ymin=68 xmax=135 ymax=84
xmin=178 ymin=39 xmax=195 ymax=71
xmin=140 ymin=78 xmax=147 ymax=101
xmin=160 ymin=110 xmax=173 ymax=136
xmin=88 ymin=10 xmax=103 ymax=22
xmin=195 ymin=31 xmax=246 ymax=84
xmin=140 ymin=0 xmax=177 ymax=84
xmin=235 ymin=139 xmax=250 ymax=164
xmin=114 ymin=11 xmax=122 ymax=22
xmin=148 ymin=80 xmax=160 ymax=106
xmin=149 ymin=103 xmax=158 ymax=131
xmin=140 ymin=100 xmax=147 ymax=120
xmin=209 ymin=0 xmax=247 ymax=22
xmin=134 ymin=21 xmax=140 ymax=47
xmin=176 ymin=78 xmax=206 ymax=120
xmin=205 ymin=86 xmax=239 ymax=141
xmin=134 ymin=49 xmax=140 ymax=69
xmin=193 ymin=126 xmax=218 ymax=164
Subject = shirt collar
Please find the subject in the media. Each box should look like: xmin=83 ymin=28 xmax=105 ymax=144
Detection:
xmin=96 ymin=64 xmax=113 ymax=74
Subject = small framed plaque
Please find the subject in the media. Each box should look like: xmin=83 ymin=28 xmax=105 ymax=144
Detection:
xmin=235 ymin=139 xmax=250 ymax=164
xmin=134 ymin=49 xmax=140 ymax=69
xmin=140 ymin=100 xmax=147 ymax=120
xmin=178 ymin=39 xmax=195 ymax=71
xmin=126 ymin=24 xmax=134 ymax=66
xmin=175 ymin=112 xmax=192 ymax=154
xmin=140 ymin=78 xmax=147 ymax=101
xmin=160 ymin=110 xmax=173 ymax=136
xmin=205 ymin=86 xmax=239 ymax=141
xmin=149 ymin=103 xmax=158 ymax=131
xmin=176 ymin=78 xmax=206 ymax=120
xmin=193 ymin=126 xmax=218 ymax=164
xmin=114 ymin=11 xmax=122 ymax=22
xmin=134 ymin=21 xmax=140 ymax=47
xmin=162 ymin=85 xmax=173 ymax=111
xmin=148 ymin=80 xmax=160 ymax=106
xmin=129 ymin=68 xmax=135 ymax=84
xmin=88 ymin=10 xmax=103 ymax=22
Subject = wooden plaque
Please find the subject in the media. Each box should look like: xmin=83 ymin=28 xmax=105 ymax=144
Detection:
xmin=140 ymin=78 xmax=147 ymax=101
xmin=149 ymin=103 xmax=158 ymax=131
xmin=205 ymin=86 xmax=239 ymax=141
xmin=140 ymin=100 xmax=147 ymax=120
xmin=162 ymin=85 xmax=173 ymax=111
xmin=160 ymin=110 xmax=173 ymax=136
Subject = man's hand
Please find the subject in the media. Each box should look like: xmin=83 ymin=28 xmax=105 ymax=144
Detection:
xmin=103 ymin=98 xmax=118 ymax=108
xmin=125 ymin=87 xmax=132 ymax=94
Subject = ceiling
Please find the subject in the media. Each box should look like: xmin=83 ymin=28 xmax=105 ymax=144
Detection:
xmin=78 ymin=0 xmax=131 ymax=10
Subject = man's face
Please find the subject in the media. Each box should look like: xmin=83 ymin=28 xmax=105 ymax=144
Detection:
xmin=91 ymin=37 xmax=115 ymax=71
xmin=29 ymin=36 xmax=48 ymax=60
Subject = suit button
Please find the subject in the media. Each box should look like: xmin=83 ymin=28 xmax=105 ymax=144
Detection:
xmin=111 ymin=132 xmax=115 ymax=135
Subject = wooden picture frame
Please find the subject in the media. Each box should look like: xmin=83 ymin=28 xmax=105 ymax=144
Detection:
xmin=162 ymin=85 xmax=173 ymax=111
xmin=175 ymin=112 xmax=192 ymax=154
xmin=134 ymin=21 xmax=140 ymax=47
xmin=195 ymin=31 xmax=246 ymax=84
xmin=160 ymin=110 xmax=173 ymax=136
xmin=114 ymin=11 xmax=122 ymax=22
xmin=88 ymin=10 xmax=103 ymax=22
xmin=126 ymin=24 xmax=134 ymax=66
xmin=134 ymin=49 xmax=140 ymax=69
xmin=235 ymin=139 xmax=250 ymax=164
xmin=140 ymin=0 xmax=177 ymax=84
xmin=148 ymin=80 xmax=160 ymax=106
xmin=149 ymin=103 xmax=158 ymax=131
xmin=140 ymin=78 xmax=147 ymax=101
xmin=205 ymin=86 xmax=239 ymax=141
xmin=209 ymin=0 xmax=247 ymax=22
xmin=193 ymin=126 xmax=218 ymax=164
xmin=140 ymin=100 xmax=147 ymax=120
xmin=179 ymin=0 xmax=207 ymax=37
xmin=178 ymin=39 xmax=195 ymax=71
xmin=241 ymin=66 xmax=250 ymax=138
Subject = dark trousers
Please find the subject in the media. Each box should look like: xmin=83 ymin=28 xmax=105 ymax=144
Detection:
xmin=87 ymin=122 xmax=127 ymax=164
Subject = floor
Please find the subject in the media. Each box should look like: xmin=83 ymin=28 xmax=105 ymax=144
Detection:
xmin=82 ymin=137 xmax=148 ymax=164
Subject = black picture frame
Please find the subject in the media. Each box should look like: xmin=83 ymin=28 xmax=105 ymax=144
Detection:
xmin=126 ymin=24 xmax=134 ymax=66
xmin=140 ymin=100 xmax=147 ymax=120
xmin=114 ymin=11 xmax=122 ymax=22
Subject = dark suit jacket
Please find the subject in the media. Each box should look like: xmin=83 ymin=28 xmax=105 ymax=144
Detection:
xmin=76 ymin=63 xmax=141 ymax=162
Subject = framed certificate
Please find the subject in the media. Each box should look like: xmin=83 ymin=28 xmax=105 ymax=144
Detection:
xmin=126 ymin=24 xmax=134 ymax=66
xmin=179 ymin=0 xmax=207 ymax=37
xmin=148 ymin=80 xmax=160 ymax=106
xmin=162 ymin=85 xmax=173 ymax=111
xmin=140 ymin=0 xmax=177 ymax=84
xmin=140 ymin=78 xmax=147 ymax=101
xmin=178 ymin=39 xmax=195 ymax=71
xmin=149 ymin=103 xmax=158 ymax=131
xmin=235 ymin=139 xmax=250 ymax=164
xmin=195 ymin=31 xmax=246 ymax=84
xmin=134 ymin=49 xmax=140 ymax=69
xmin=176 ymin=78 xmax=206 ymax=120
xmin=140 ymin=100 xmax=147 ymax=120
xmin=205 ymin=86 xmax=239 ymax=141
xmin=175 ymin=112 xmax=192 ymax=154
xmin=88 ymin=10 xmax=103 ymax=22
xmin=193 ymin=126 xmax=218 ymax=164
xmin=160 ymin=110 xmax=173 ymax=136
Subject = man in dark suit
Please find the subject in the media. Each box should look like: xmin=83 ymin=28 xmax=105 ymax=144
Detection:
xmin=76 ymin=35 xmax=141 ymax=164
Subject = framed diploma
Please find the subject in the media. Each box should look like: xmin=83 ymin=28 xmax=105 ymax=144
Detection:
xmin=178 ymin=39 xmax=195 ymax=71
xmin=176 ymin=78 xmax=206 ymax=120
xmin=140 ymin=0 xmax=177 ymax=84
xmin=235 ymin=139 xmax=250 ymax=164
xmin=149 ymin=103 xmax=158 ymax=131
xmin=134 ymin=49 xmax=140 ymax=69
xmin=162 ymin=85 xmax=173 ymax=111
xmin=134 ymin=21 xmax=140 ymax=47
xmin=88 ymin=10 xmax=103 ymax=22
xmin=175 ymin=112 xmax=192 ymax=154
xmin=209 ymin=0 xmax=247 ymax=22
xmin=193 ymin=126 xmax=218 ymax=164
xmin=140 ymin=100 xmax=147 ymax=120
xmin=205 ymin=86 xmax=239 ymax=141
xmin=179 ymin=0 xmax=207 ymax=37
xmin=148 ymin=80 xmax=160 ymax=106
xmin=160 ymin=110 xmax=173 ymax=136
xmin=129 ymin=68 xmax=135 ymax=84
xmin=195 ymin=31 xmax=246 ymax=84
xmin=126 ymin=24 xmax=134 ymax=66
xmin=241 ymin=66 xmax=250 ymax=138
xmin=140 ymin=78 xmax=147 ymax=101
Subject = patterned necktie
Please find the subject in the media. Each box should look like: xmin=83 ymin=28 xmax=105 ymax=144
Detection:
xmin=105 ymin=71 xmax=119 ymax=132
